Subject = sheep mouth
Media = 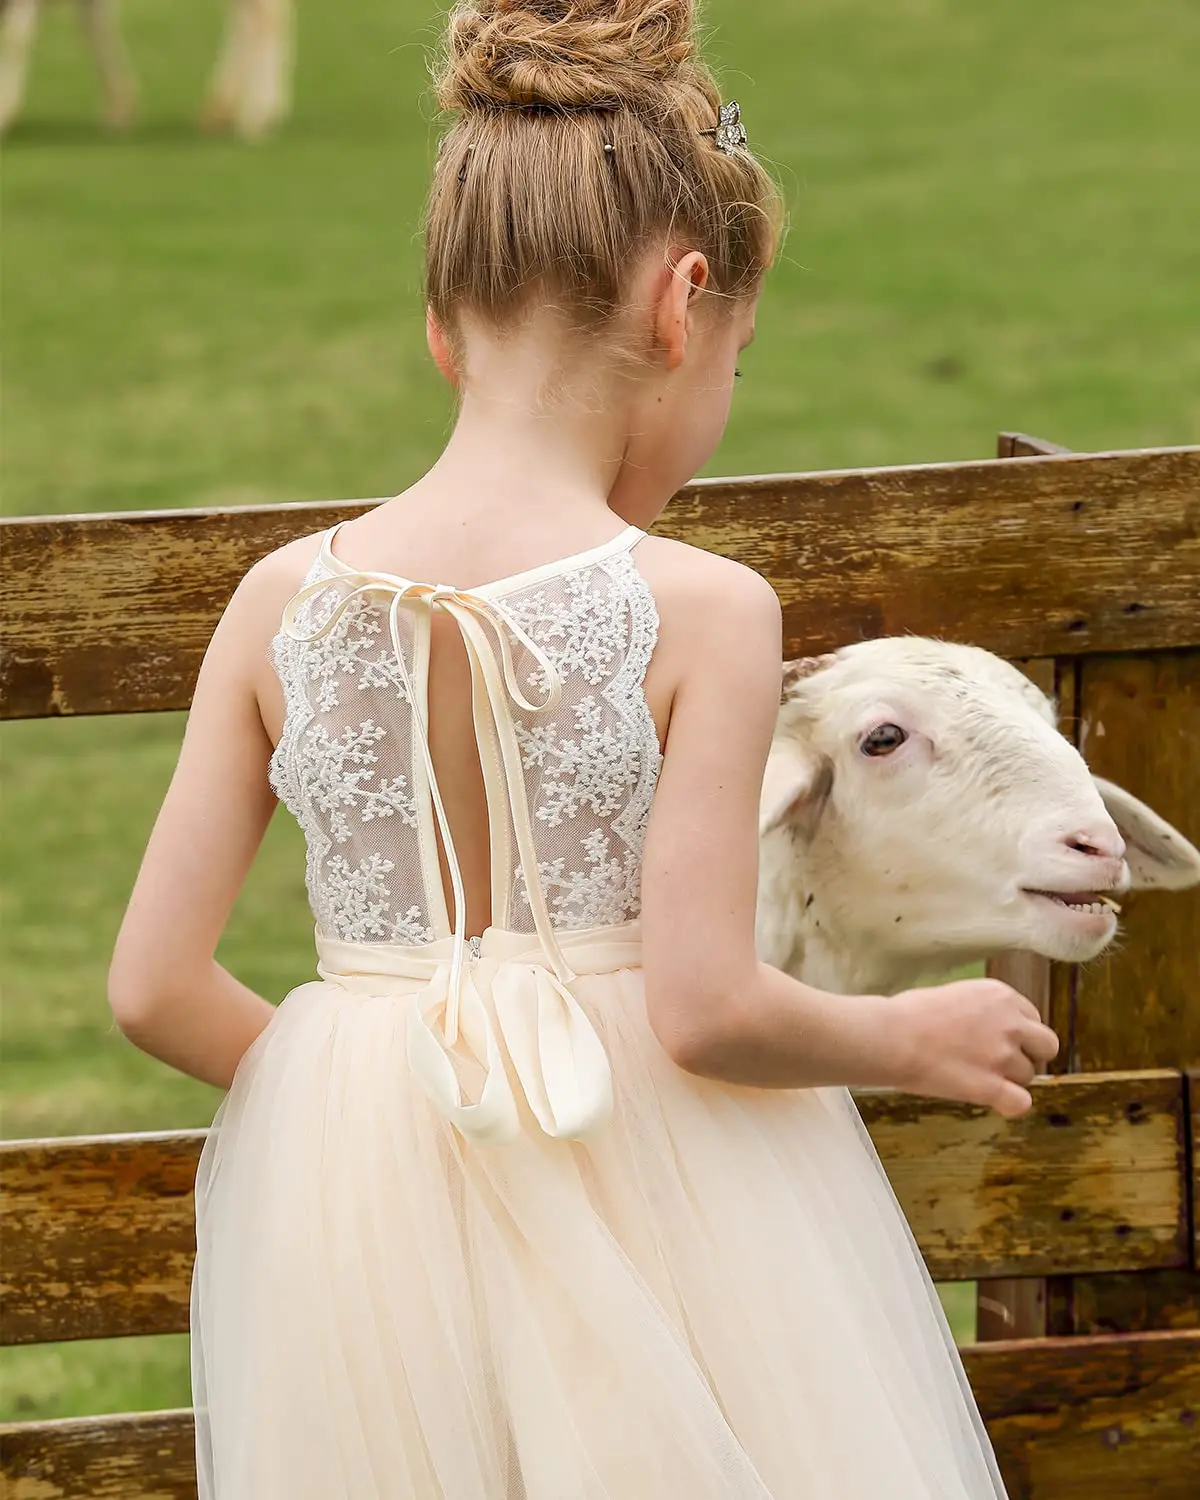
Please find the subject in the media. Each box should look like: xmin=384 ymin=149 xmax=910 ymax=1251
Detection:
xmin=1023 ymin=889 xmax=1122 ymax=918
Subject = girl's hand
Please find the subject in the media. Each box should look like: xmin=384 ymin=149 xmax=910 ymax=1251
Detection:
xmin=884 ymin=979 xmax=1060 ymax=1119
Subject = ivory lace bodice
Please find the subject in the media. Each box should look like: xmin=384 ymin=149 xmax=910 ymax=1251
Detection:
xmin=267 ymin=523 xmax=662 ymax=950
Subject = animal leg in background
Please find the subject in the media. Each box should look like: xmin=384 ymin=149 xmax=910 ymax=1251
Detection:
xmin=202 ymin=0 xmax=293 ymax=140
xmin=77 ymin=0 xmax=137 ymax=129
xmin=0 ymin=0 xmax=41 ymax=135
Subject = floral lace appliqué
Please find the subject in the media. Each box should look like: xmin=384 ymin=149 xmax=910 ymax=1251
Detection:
xmin=301 ymin=719 xmax=418 ymax=845
xmin=506 ymin=569 xmax=622 ymax=695
xmin=507 ymin=552 xmax=661 ymax=932
xmin=304 ymin=602 xmax=412 ymax=713
xmin=516 ymin=695 xmax=641 ymax=828
xmin=324 ymin=854 xmax=434 ymax=945
xmin=527 ymin=830 xmax=644 ymax=929
xmin=269 ymin=537 xmax=660 ymax=945
xmin=268 ymin=561 xmax=428 ymax=945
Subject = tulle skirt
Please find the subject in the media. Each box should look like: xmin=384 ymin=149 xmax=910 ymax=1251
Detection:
xmin=190 ymin=924 xmax=1007 ymax=1499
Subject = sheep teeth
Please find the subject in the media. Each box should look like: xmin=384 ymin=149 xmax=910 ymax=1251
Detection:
xmin=1047 ymin=894 xmax=1120 ymax=916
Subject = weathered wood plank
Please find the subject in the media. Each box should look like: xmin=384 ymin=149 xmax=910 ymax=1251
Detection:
xmin=2 ymin=1073 xmax=1188 ymax=1345
xmin=856 ymin=1071 xmax=1188 ymax=1283
xmin=1191 ymin=1069 xmax=1200 ymax=1273
xmin=962 ymin=1328 xmax=1200 ymax=1499
xmin=1050 ymin=1080 xmax=1200 ymax=1334
xmin=1050 ymin=1069 xmax=1198 ymax=1340
xmin=1 ymin=1133 xmax=201 ymax=1345
xmin=3 ymin=1332 xmax=1196 ymax=1499
xmin=2 ymin=446 xmax=1198 ymax=718
xmin=0 ymin=1409 xmax=197 ymax=1500
xmin=1054 ymin=651 xmax=1200 ymax=1339
xmin=1074 ymin=651 xmax=1200 ymax=1072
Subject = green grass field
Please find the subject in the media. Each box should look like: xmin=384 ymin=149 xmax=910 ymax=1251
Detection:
xmin=3 ymin=0 xmax=1198 ymax=1424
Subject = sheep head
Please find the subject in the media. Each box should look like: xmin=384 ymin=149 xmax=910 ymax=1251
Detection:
xmin=757 ymin=638 xmax=1200 ymax=995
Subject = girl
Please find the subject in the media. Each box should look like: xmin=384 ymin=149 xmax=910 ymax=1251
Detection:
xmin=111 ymin=2 xmax=1053 ymax=1494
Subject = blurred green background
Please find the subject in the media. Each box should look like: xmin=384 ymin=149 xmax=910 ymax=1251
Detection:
xmin=3 ymin=0 xmax=1198 ymax=1423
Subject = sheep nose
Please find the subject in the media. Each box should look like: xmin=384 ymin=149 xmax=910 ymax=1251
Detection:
xmin=1065 ymin=825 xmax=1126 ymax=863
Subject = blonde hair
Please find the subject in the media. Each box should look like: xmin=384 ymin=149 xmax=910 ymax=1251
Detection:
xmin=425 ymin=0 xmax=783 ymax=345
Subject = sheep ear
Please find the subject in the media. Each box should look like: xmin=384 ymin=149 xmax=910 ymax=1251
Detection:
xmin=760 ymin=735 xmax=833 ymax=839
xmin=782 ymin=654 xmax=837 ymax=701
xmin=1093 ymin=776 xmax=1200 ymax=891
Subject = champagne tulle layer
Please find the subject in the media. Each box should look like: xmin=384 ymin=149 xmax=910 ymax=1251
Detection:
xmin=191 ymin=949 xmax=1006 ymax=1499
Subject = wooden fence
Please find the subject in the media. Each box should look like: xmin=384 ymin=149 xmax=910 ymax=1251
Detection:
xmin=1 ymin=434 xmax=1198 ymax=1498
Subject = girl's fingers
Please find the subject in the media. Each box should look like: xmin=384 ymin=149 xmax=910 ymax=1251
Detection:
xmin=1019 ymin=1018 xmax=1060 ymax=1063
xmin=1007 ymin=1051 xmax=1038 ymax=1087
xmin=992 ymin=1079 xmax=1034 ymax=1119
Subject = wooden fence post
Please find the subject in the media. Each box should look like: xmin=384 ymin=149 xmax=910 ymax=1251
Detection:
xmin=977 ymin=432 xmax=1200 ymax=1344
xmin=1064 ymin=649 xmax=1200 ymax=1334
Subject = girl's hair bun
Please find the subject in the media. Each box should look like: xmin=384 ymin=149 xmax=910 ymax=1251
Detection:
xmin=426 ymin=0 xmax=781 ymax=339
xmin=439 ymin=0 xmax=698 ymax=115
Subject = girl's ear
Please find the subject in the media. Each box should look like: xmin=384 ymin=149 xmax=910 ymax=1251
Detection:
xmin=654 ymin=250 xmax=710 ymax=372
xmin=426 ymin=309 xmax=459 ymax=388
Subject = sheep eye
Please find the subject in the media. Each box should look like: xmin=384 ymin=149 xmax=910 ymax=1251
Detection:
xmin=861 ymin=723 xmax=908 ymax=757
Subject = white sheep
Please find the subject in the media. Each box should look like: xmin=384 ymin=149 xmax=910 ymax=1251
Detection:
xmin=0 ymin=0 xmax=293 ymax=139
xmin=757 ymin=638 xmax=1200 ymax=996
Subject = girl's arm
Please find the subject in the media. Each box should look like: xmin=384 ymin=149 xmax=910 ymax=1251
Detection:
xmin=640 ymin=560 xmax=1058 ymax=1119
xmin=108 ymin=561 xmax=290 ymax=1091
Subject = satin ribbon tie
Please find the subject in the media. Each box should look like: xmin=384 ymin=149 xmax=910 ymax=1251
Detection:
xmin=284 ymin=564 xmax=617 ymax=1145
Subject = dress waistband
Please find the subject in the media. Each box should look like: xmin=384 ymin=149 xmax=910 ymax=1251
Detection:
xmin=317 ymin=921 xmax=642 ymax=987
xmin=315 ymin=923 xmax=642 ymax=1147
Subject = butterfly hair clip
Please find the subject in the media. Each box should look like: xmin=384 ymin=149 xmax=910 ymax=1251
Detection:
xmin=701 ymin=100 xmax=748 ymax=155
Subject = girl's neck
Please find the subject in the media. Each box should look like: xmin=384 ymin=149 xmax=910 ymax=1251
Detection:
xmin=410 ymin=314 xmax=673 ymax=535
xmin=429 ymin=385 xmax=627 ymax=524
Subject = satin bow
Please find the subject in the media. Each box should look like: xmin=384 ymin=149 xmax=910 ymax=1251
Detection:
xmin=403 ymin=944 xmax=615 ymax=1145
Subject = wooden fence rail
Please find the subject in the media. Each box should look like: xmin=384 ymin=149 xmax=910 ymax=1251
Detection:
xmin=2 ymin=446 xmax=1198 ymax=720
xmin=2 ymin=1071 xmax=1190 ymax=1348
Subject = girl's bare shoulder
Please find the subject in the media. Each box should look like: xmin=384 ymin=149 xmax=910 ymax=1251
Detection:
xmin=631 ymin=532 xmax=780 ymax=630
xmin=194 ymin=529 xmax=334 ymax=694
xmin=223 ymin=526 xmax=330 ymax=631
